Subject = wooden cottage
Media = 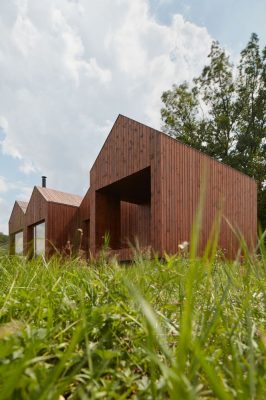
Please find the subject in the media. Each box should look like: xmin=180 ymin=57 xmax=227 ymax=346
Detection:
xmin=10 ymin=186 xmax=82 ymax=258
xmin=86 ymin=115 xmax=257 ymax=259
xmin=9 ymin=115 xmax=257 ymax=259
xmin=9 ymin=201 xmax=28 ymax=255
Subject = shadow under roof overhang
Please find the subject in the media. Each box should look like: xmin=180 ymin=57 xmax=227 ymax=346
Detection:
xmin=97 ymin=167 xmax=151 ymax=205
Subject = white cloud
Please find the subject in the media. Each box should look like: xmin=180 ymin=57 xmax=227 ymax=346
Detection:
xmin=19 ymin=160 xmax=36 ymax=174
xmin=0 ymin=116 xmax=9 ymax=133
xmin=51 ymin=7 xmax=112 ymax=85
xmin=12 ymin=14 xmax=40 ymax=56
xmin=16 ymin=185 xmax=33 ymax=201
xmin=0 ymin=0 xmax=212 ymax=197
xmin=0 ymin=197 xmax=10 ymax=233
xmin=0 ymin=176 xmax=32 ymax=197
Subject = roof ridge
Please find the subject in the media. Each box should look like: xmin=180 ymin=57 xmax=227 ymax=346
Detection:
xmin=36 ymin=186 xmax=82 ymax=197
xmin=16 ymin=200 xmax=28 ymax=213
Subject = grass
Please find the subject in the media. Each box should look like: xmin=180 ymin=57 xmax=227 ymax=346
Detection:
xmin=0 ymin=248 xmax=265 ymax=399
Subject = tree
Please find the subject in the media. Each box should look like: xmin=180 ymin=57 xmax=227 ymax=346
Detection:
xmin=161 ymin=33 xmax=266 ymax=230
xmin=0 ymin=232 xmax=8 ymax=255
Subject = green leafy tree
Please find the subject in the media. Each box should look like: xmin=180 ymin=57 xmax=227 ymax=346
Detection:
xmin=0 ymin=232 xmax=8 ymax=255
xmin=161 ymin=33 xmax=266 ymax=229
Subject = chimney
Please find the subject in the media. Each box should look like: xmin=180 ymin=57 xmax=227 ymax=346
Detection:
xmin=42 ymin=176 xmax=47 ymax=188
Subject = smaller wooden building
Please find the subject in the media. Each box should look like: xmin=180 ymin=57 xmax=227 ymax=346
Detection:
xmin=9 ymin=186 xmax=82 ymax=258
xmin=9 ymin=201 xmax=28 ymax=255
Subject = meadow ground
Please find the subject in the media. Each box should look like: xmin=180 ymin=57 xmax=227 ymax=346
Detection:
xmin=0 ymin=244 xmax=265 ymax=400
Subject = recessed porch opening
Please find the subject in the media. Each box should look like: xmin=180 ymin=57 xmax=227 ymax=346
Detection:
xmin=34 ymin=221 xmax=45 ymax=256
xmin=10 ymin=230 xmax=24 ymax=255
xmin=27 ymin=220 xmax=46 ymax=257
xmin=15 ymin=231 xmax=23 ymax=255
xmin=95 ymin=167 xmax=151 ymax=251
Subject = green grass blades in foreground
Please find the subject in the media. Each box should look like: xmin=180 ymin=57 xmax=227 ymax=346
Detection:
xmin=0 ymin=254 xmax=265 ymax=399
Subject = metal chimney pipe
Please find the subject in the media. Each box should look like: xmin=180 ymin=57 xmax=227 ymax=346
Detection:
xmin=42 ymin=176 xmax=47 ymax=188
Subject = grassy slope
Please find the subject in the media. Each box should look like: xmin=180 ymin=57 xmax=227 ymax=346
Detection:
xmin=0 ymin=253 xmax=265 ymax=400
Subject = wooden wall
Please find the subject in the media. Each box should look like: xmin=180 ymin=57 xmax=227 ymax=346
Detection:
xmin=88 ymin=115 xmax=257 ymax=259
xmin=78 ymin=188 xmax=91 ymax=256
xmin=120 ymin=202 xmax=151 ymax=247
xmin=9 ymin=115 xmax=257 ymax=260
xmin=47 ymin=203 xmax=80 ymax=257
xmin=9 ymin=203 xmax=25 ymax=235
xmin=79 ymin=187 xmax=90 ymax=222
xmin=89 ymin=115 xmax=163 ymax=255
xmin=9 ymin=202 xmax=26 ymax=254
xmin=90 ymin=115 xmax=151 ymax=189
xmin=26 ymin=188 xmax=47 ymax=226
xmin=24 ymin=188 xmax=47 ymax=256
xmin=159 ymin=134 xmax=257 ymax=257
xmin=23 ymin=187 xmax=80 ymax=258
xmin=95 ymin=191 xmax=121 ymax=249
xmin=78 ymin=189 xmax=151 ymax=254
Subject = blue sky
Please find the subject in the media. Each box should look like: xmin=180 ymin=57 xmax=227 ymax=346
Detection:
xmin=150 ymin=0 xmax=266 ymax=54
xmin=0 ymin=0 xmax=265 ymax=234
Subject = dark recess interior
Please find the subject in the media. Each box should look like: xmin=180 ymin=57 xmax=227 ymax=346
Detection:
xmin=95 ymin=167 xmax=151 ymax=249
xmin=98 ymin=167 xmax=151 ymax=204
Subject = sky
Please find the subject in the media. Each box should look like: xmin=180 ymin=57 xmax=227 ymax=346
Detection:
xmin=0 ymin=0 xmax=265 ymax=234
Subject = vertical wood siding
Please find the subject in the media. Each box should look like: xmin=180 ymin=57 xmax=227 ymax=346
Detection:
xmin=90 ymin=115 xmax=151 ymax=190
xmin=95 ymin=191 xmax=121 ymax=250
xmin=21 ymin=187 xmax=80 ymax=258
xmin=120 ymin=202 xmax=151 ymax=247
xmin=47 ymin=203 xmax=80 ymax=257
xmin=26 ymin=188 xmax=48 ymax=226
xmin=78 ymin=188 xmax=91 ymax=255
xmin=9 ymin=203 xmax=26 ymax=235
xmin=9 ymin=115 xmax=257 ymax=260
xmin=159 ymin=133 xmax=257 ymax=257
xmin=25 ymin=188 xmax=48 ymax=256
xmin=9 ymin=203 xmax=26 ymax=254
xmin=89 ymin=115 xmax=257 ymax=259
xmin=90 ymin=115 xmax=154 ymax=254
xmin=79 ymin=188 xmax=90 ymax=222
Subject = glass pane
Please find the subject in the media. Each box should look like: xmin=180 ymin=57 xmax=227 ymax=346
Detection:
xmin=15 ymin=231 xmax=23 ymax=254
xmin=34 ymin=222 xmax=45 ymax=256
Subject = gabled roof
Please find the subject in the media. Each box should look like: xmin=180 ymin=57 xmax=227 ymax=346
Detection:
xmin=36 ymin=187 xmax=82 ymax=207
xmin=102 ymin=114 xmax=255 ymax=183
xmin=17 ymin=201 xmax=28 ymax=213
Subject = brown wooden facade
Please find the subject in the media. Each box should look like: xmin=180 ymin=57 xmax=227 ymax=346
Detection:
xmin=9 ymin=187 xmax=82 ymax=257
xmin=88 ymin=115 xmax=257 ymax=259
xmin=9 ymin=201 xmax=28 ymax=254
xmin=9 ymin=115 xmax=257 ymax=259
xmin=78 ymin=188 xmax=91 ymax=257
